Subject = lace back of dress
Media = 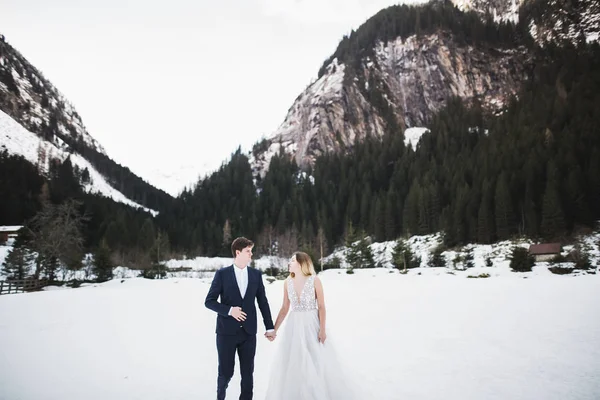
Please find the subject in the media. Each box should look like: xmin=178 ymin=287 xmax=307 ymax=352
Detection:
xmin=288 ymin=275 xmax=318 ymax=312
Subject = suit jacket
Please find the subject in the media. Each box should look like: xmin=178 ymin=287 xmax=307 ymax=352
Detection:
xmin=205 ymin=265 xmax=274 ymax=335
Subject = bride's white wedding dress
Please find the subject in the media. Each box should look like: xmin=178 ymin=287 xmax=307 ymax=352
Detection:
xmin=264 ymin=275 xmax=361 ymax=400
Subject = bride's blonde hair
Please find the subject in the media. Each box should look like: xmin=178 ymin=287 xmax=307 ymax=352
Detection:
xmin=290 ymin=251 xmax=316 ymax=278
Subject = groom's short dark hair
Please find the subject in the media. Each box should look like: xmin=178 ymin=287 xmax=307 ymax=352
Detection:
xmin=231 ymin=237 xmax=254 ymax=257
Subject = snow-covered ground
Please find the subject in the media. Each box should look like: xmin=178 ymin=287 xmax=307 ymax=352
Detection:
xmin=0 ymin=269 xmax=598 ymax=400
xmin=403 ymin=127 xmax=429 ymax=151
xmin=324 ymin=232 xmax=600 ymax=277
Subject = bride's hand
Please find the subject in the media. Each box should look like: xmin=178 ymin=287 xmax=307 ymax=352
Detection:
xmin=318 ymin=330 xmax=327 ymax=344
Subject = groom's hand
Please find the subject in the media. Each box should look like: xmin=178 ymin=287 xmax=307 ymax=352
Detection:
xmin=230 ymin=307 xmax=247 ymax=321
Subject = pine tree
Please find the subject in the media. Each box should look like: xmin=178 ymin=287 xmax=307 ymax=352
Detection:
xmin=384 ymin=188 xmax=397 ymax=240
xmin=510 ymin=247 xmax=534 ymax=272
xmin=276 ymin=206 xmax=288 ymax=234
xmin=138 ymin=218 xmax=156 ymax=250
xmin=346 ymin=238 xmax=374 ymax=269
xmin=522 ymin=182 xmax=539 ymax=238
xmin=477 ymin=181 xmax=495 ymax=244
xmin=1 ymin=228 xmax=34 ymax=280
xmin=374 ymin=195 xmax=386 ymax=241
xmin=42 ymin=256 xmax=59 ymax=282
xmin=566 ymin=167 xmax=591 ymax=227
xmin=588 ymin=149 xmax=600 ymax=218
xmin=495 ymin=173 xmax=515 ymax=239
xmin=430 ymin=246 xmax=446 ymax=268
xmin=418 ymin=187 xmax=430 ymax=234
xmin=464 ymin=249 xmax=475 ymax=269
xmin=392 ymin=239 xmax=418 ymax=271
xmin=403 ymin=182 xmax=420 ymax=236
xmin=346 ymin=190 xmax=359 ymax=226
xmin=93 ymin=240 xmax=114 ymax=283
xmin=50 ymin=157 xmax=82 ymax=203
xmin=2 ymin=246 xmax=34 ymax=280
xmin=104 ymin=219 xmax=128 ymax=251
xmin=540 ymin=169 xmax=566 ymax=239
xmin=453 ymin=185 xmax=469 ymax=245
xmin=428 ymin=183 xmax=441 ymax=232
xmin=344 ymin=219 xmax=358 ymax=247
xmin=359 ymin=187 xmax=372 ymax=231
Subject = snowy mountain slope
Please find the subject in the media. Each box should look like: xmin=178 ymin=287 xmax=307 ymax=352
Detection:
xmin=0 ymin=38 xmax=104 ymax=155
xmin=0 ymin=36 xmax=172 ymax=212
xmin=0 ymin=109 xmax=157 ymax=216
xmin=527 ymin=0 xmax=600 ymax=46
xmin=451 ymin=0 xmax=524 ymax=23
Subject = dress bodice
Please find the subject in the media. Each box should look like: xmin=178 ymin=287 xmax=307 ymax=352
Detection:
xmin=288 ymin=275 xmax=318 ymax=312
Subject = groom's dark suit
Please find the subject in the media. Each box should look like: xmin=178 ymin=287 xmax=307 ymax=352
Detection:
xmin=205 ymin=265 xmax=274 ymax=400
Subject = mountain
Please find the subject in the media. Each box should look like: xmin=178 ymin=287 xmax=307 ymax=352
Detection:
xmin=250 ymin=0 xmax=600 ymax=178
xmin=0 ymin=35 xmax=172 ymax=214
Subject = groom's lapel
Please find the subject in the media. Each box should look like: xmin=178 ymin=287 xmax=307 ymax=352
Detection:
xmin=229 ymin=265 xmax=236 ymax=285
xmin=229 ymin=266 xmax=243 ymax=301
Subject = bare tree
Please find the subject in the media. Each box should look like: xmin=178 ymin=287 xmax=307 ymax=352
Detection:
xmin=28 ymin=199 xmax=87 ymax=281
xmin=82 ymin=254 xmax=94 ymax=280
xmin=151 ymin=230 xmax=170 ymax=263
xmin=257 ymin=224 xmax=275 ymax=256
xmin=222 ymin=219 xmax=232 ymax=248
xmin=278 ymin=226 xmax=299 ymax=257
xmin=317 ymin=227 xmax=327 ymax=271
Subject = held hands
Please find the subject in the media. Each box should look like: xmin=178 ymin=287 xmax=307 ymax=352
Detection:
xmin=231 ymin=307 xmax=247 ymax=322
xmin=318 ymin=329 xmax=327 ymax=344
xmin=265 ymin=331 xmax=277 ymax=342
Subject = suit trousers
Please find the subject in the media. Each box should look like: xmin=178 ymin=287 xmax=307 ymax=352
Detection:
xmin=216 ymin=327 xmax=256 ymax=400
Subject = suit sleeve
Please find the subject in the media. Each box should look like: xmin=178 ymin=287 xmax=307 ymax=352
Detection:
xmin=205 ymin=269 xmax=231 ymax=317
xmin=256 ymin=270 xmax=275 ymax=330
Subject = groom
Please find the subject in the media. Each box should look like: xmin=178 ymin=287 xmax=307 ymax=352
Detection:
xmin=205 ymin=237 xmax=275 ymax=400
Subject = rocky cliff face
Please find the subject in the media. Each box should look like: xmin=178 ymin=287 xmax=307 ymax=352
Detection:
xmin=251 ymin=30 xmax=529 ymax=177
xmin=250 ymin=59 xmax=389 ymax=177
xmin=372 ymin=32 xmax=528 ymax=126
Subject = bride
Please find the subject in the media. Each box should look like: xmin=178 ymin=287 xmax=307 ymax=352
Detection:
xmin=264 ymin=251 xmax=361 ymax=400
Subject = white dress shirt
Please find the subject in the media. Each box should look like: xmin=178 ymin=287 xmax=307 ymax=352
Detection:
xmin=228 ymin=265 xmax=248 ymax=316
xmin=234 ymin=265 xmax=248 ymax=298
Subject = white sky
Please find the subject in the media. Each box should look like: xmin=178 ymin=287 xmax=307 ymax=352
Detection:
xmin=1 ymin=0 xmax=426 ymax=196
